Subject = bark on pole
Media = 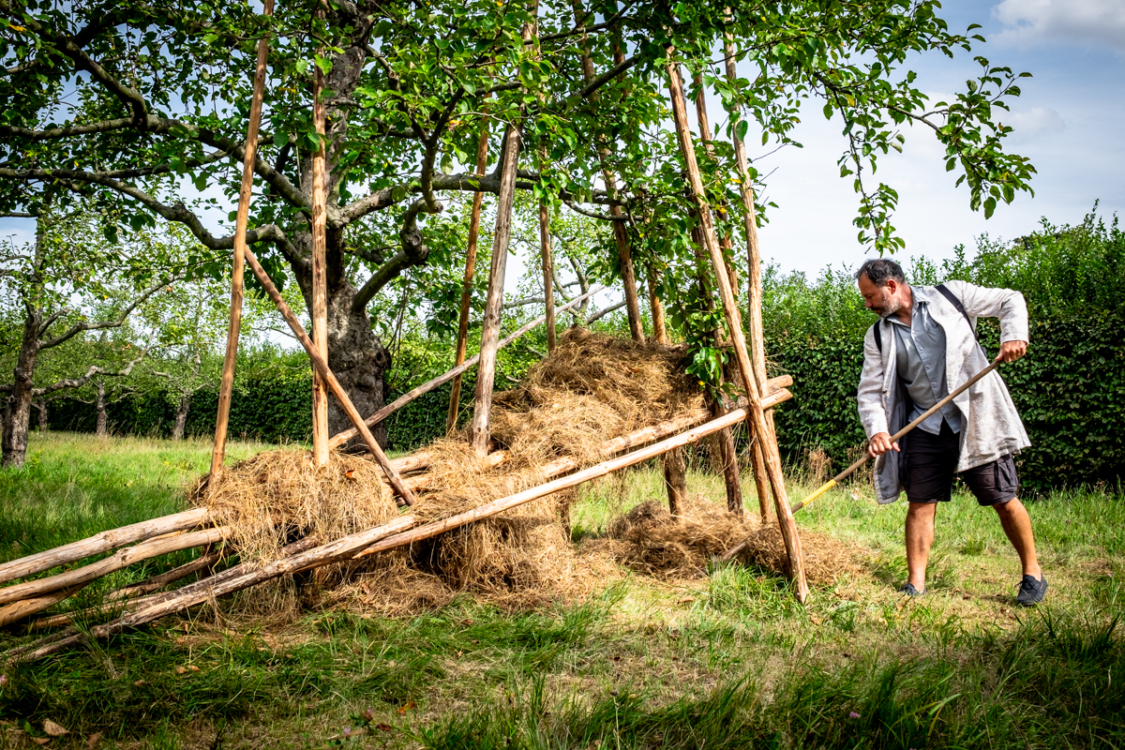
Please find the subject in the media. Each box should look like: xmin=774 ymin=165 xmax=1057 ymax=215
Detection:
xmin=469 ymin=122 xmax=523 ymax=456
xmin=724 ymin=29 xmax=775 ymax=521
xmin=311 ymin=23 xmax=330 ymax=466
xmin=447 ymin=114 xmax=491 ymax=434
xmin=210 ymin=0 xmax=274 ymax=479
xmin=666 ymin=60 xmax=808 ymax=601
xmin=240 ymin=245 xmax=417 ymax=505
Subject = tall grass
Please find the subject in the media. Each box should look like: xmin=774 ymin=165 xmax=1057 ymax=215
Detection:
xmin=0 ymin=434 xmax=1122 ymax=749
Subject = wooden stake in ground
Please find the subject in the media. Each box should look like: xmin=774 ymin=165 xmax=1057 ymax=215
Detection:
xmin=240 ymin=245 xmax=417 ymax=505
xmin=210 ymin=0 xmax=274 ymax=480
xmin=469 ymin=121 xmax=523 ymax=455
xmin=646 ymin=265 xmax=667 ymax=344
xmin=724 ymin=27 xmax=775 ymax=522
xmin=539 ymin=200 xmax=556 ymax=353
xmin=311 ymin=23 xmax=330 ymax=466
xmin=666 ymin=60 xmax=808 ymax=601
xmin=447 ymin=112 xmax=491 ymax=433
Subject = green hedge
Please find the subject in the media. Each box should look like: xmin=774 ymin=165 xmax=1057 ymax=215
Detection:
xmin=769 ymin=313 xmax=1125 ymax=492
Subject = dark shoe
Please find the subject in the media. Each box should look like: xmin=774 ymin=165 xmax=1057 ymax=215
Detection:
xmin=899 ymin=583 xmax=925 ymax=597
xmin=1016 ymin=574 xmax=1048 ymax=606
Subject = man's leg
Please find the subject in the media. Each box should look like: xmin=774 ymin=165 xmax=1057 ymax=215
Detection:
xmin=905 ymin=501 xmax=938 ymax=591
xmin=992 ymin=498 xmax=1042 ymax=579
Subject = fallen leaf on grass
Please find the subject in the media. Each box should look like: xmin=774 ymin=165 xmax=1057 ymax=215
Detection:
xmin=677 ymin=597 xmax=695 ymax=604
xmin=133 ymin=680 xmax=146 ymax=687
xmin=30 ymin=738 xmax=50 ymax=746
xmin=87 ymin=732 xmax=102 ymax=748
xmin=810 ymin=615 xmax=824 ymax=625
xmin=43 ymin=720 xmax=68 ymax=737
xmin=375 ymin=723 xmax=393 ymax=733
xmin=396 ymin=701 xmax=416 ymax=715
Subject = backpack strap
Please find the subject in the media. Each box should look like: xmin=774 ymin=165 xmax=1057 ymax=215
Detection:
xmin=935 ymin=282 xmax=986 ymax=356
xmin=873 ymin=321 xmax=883 ymax=353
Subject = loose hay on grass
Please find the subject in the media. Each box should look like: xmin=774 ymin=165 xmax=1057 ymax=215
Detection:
xmin=603 ymin=498 xmax=869 ymax=585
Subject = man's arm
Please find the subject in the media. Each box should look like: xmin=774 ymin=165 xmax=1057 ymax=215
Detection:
xmin=944 ymin=279 xmax=1029 ymax=362
xmin=857 ymin=324 xmax=898 ymax=457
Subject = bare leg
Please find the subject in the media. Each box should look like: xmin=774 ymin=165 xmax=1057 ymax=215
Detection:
xmin=992 ymin=498 xmax=1042 ymax=579
xmin=905 ymin=502 xmax=937 ymax=590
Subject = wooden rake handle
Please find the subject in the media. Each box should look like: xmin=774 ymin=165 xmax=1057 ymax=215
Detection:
xmin=790 ymin=358 xmax=1003 ymax=514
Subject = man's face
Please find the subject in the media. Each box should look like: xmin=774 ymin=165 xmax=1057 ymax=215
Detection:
xmin=857 ymin=274 xmax=903 ymax=318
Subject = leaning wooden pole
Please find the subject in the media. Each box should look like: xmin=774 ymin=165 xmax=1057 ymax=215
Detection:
xmin=571 ymin=0 xmax=644 ymax=343
xmin=210 ymin=0 xmax=274 ymax=479
xmin=311 ymin=23 xmax=330 ymax=466
xmin=469 ymin=122 xmax=523 ymax=456
xmin=331 ymin=286 xmax=601 ymax=450
xmin=667 ymin=60 xmax=808 ymax=601
xmin=539 ymin=201 xmax=557 ymax=353
xmin=724 ymin=31 xmax=776 ymax=522
xmin=240 ymin=245 xmax=417 ymax=505
xmin=447 ymin=112 xmax=492 ymax=433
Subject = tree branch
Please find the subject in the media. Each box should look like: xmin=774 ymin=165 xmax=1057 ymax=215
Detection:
xmin=38 ymin=279 xmax=179 ymax=351
xmin=32 ymin=346 xmax=150 ymax=397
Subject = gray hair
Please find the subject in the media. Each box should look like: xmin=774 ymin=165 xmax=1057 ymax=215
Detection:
xmin=855 ymin=258 xmax=905 ymax=287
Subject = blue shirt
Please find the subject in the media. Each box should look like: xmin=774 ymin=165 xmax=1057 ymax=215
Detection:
xmin=888 ymin=300 xmax=962 ymax=435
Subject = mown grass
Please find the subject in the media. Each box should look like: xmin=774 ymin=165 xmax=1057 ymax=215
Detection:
xmin=1 ymin=432 xmax=1122 ymax=749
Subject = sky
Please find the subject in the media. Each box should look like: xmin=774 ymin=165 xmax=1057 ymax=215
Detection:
xmin=3 ymin=0 xmax=1121 ymax=289
xmin=742 ymin=0 xmax=1125 ymax=277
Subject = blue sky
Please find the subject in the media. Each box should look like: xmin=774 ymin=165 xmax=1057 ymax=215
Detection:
xmin=749 ymin=0 xmax=1125 ymax=276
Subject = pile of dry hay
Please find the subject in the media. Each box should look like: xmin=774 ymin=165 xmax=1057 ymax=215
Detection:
xmin=598 ymin=498 xmax=867 ymax=585
xmin=195 ymin=329 xmax=867 ymax=614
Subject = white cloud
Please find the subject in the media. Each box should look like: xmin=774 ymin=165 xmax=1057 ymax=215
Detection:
xmin=993 ymin=0 xmax=1125 ymax=52
xmin=1004 ymin=106 xmax=1066 ymax=142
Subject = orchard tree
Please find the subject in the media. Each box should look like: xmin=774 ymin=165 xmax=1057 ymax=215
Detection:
xmin=0 ymin=207 xmax=192 ymax=466
xmin=0 ymin=0 xmax=1035 ymax=436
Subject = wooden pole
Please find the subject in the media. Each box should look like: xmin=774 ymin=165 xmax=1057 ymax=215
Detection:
xmin=646 ymin=266 xmax=667 ymax=344
xmin=571 ymin=0 xmax=644 ymax=343
xmin=539 ymin=201 xmax=556 ymax=353
xmin=310 ymin=18 xmax=330 ymax=466
xmin=240 ymin=245 xmax=417 ymax=505
xmin=724 ymin=28 xmax=775 ymax=522
xmin=331 ymin=287 xmax=601 ymax=450
xmin=210 ymin=0 xmax=275 ymax=479
xmin=0 ymin=508 xmax=210 ymax=586
xmin=447 ymin=113 xmax=491 ymax=433
xmin=0 ymin=528 xmax=229 ymax=608
xmin=469 ymin=121 xmax=523 ymax=456
xmin=666 ymin=60 xmax=808 ymax=601
xmin=690 ymin=71 xmax=745 ymax=517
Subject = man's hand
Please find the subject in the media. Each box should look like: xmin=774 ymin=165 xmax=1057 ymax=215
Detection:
xmin=996 ymin=340 xmax=1028 ymax=363
xmin=868 ymin=432 xmax=900 ymax=458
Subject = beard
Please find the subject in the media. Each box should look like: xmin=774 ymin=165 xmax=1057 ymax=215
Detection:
xmin=871 ymin=288 xmax=904 ymax=318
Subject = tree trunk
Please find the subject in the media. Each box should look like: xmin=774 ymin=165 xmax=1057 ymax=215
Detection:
xmin=172 ymin=391 xmax=191 ymax=441
xmin=95 ymin=381 xmax=107 ymax=438
xmin=294 ymin=239 xmax=392 ymax=448
xmin=2 ymin=310 xmax=41 ymax=468
xmin=33 ymin=401 xmax=47 ymax=433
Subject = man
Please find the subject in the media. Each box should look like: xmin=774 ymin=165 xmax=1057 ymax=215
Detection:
xmin=854 ymin=258 xmax=1047 ymax=605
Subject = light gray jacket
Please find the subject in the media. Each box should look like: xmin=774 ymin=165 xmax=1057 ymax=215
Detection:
xmin=856 ymin=280 xmax=1031 ymax=504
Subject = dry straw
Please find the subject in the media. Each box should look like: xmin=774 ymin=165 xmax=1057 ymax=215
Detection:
xmin=189 ymin=329 xmax=861 ymax=615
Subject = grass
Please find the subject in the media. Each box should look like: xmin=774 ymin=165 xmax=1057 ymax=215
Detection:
xmin=1 ymin=431 xmax=1123 ymax=749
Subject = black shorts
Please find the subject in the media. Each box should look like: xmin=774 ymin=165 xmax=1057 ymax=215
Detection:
xmin=903 ymin=421 xmax=1019 ymax=506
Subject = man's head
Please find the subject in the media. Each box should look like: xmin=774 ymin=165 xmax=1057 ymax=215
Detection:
xmin=855 ymin=259 xmax=909 ymax=318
